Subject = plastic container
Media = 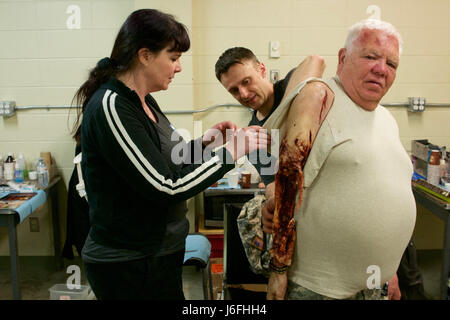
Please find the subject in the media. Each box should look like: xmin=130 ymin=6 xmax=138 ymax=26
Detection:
xmin=36 ymin=157 xmax=49 ymax=188
xmin=14 ymin=154 xmax=25 ymax=183
xmin=227 ymin=172 xmax=239 ymax=188
xmin=210 ymin=257 xmax=223 ymax=300
xmin=241 ymin=171 xmax=251 ymax=189
xmin=427 ymin=150 xmax=441 ymax=186
xmin=49 ymin=284 xmax=90 ymax=300
xmin=28 ymin=171 xmax=37 ymax=181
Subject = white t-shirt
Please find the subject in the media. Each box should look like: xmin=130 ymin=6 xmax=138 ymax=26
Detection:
xmin=267 ymin=76 xmax=416 ymax=299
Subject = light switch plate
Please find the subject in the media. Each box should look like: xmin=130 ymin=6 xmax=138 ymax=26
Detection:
xmin=269 ymin=41 xmax=280 ymax=58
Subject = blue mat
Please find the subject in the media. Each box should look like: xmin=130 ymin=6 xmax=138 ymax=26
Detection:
xmin=0 ymin=190 xmax=46 ymax=223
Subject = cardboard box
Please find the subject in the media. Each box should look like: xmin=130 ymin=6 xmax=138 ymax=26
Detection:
xmin=411 ymin=139 xmax=430 ymax=162
xmin=411 ymin=140 xmax=431 ymax=178
xmin=210 ymin=258 xmax=223 ymax=300
xmin=40 ymin=152 xmax=56 ymax=182
xmin=412 ymin=157 xmax=428 ymax=178
xmin=411 ymin=139 xmax=447 ymax=179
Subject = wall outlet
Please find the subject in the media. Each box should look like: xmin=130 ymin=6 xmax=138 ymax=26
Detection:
xmin=270 ymin=69 xmax=280 ymax=83
xmin=408 ymin=97 xmax=426 ymax=112
xmin=29 ymin=217 xmax=40 ymax=232
xmin=0 ymin=101 xmax=16 ymax=117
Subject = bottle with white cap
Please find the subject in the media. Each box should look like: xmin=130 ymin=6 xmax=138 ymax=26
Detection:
xmin=36 ymin=157 xmax=49 ymax=188
xmin=14 ymin=153 xmax=25 ymax=183
xmin=427 ymin=149 xmax=441 ymax=186
xmin=4 ymin=153 xmax=15 ymax=181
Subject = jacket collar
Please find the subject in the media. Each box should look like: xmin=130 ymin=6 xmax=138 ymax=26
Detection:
xmin=100 ymin=77 xmax=164 ymax=116
xmin=101 ymin=77 xmax=141 ymax=106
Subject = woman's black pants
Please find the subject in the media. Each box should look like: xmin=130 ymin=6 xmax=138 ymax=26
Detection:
xmin=83 ymin=250 xmax=185 ymax=300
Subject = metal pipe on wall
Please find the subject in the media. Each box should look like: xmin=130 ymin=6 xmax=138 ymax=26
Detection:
xmin=8 ymin=101 xmax=450 ymax=116
xmin=14 ymin=103 xmax=247 ymax=115
xmin=382 ymin=102 xmax=450 ymax=108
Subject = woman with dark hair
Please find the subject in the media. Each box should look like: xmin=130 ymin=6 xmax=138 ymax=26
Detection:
xmin=71 ymin=9 xmax=269 ymax=300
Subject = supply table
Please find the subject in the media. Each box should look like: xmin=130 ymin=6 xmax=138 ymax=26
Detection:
xmin=0 ymin=176 xmax=63 ymax=300
xmin=412 ymin=181 xmax=449 ymax=300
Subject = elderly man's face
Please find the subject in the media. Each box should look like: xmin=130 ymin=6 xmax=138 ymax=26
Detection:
xmin=337 ymin=29 xmax=400 ymax=111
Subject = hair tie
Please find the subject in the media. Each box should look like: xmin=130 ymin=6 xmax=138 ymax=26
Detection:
xmin=96 ymin=57 xmax=116 ymax=69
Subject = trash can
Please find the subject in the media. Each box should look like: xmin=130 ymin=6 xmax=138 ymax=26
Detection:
xmin=49 ymin=284 xmax=90 ymax=300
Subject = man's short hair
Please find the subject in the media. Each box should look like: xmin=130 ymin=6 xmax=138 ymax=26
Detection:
xmin=344 ymin=19 xmax=403 ymax=55
xmin=215 ymin=47 xmax=260 ymax=81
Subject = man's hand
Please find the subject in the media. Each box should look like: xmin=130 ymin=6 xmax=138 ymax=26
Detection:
xmin=267 ymin=272 xmax=288 ymax=300
xmin=282 ymin=55 xmax=326 ymax=102
xmin=388 ymin=274 xmax=401 ymax=300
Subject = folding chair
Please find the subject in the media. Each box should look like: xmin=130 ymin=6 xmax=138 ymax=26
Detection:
xmin=183 ymin=233 xmax=213 ymax=300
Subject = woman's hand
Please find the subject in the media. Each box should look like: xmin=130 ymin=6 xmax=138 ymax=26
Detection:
xmin=202 ymin=121 xmax=238 ymax=149
xmin=224 ymin=125 xmax=271 ymax=162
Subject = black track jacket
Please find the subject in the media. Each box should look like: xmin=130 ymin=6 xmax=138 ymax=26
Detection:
xmin=81 ymin=78 xmax=234 ymax=253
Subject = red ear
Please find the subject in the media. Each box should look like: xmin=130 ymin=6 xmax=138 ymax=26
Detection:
xmin=259 ymin=62 xmax=267 ymax=78
xmin=338 ymin=48 xmax=347 ymax=64
xmin=337 ymin=48 xmax=347 ymax=73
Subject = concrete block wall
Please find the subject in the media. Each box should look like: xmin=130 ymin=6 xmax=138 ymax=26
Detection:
xmin=0 ymin=0 xmax=448 ymax=254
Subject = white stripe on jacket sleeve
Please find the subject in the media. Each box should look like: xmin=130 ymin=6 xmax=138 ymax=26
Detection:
xmin=101 ymin=90 xmax=224 ymax=195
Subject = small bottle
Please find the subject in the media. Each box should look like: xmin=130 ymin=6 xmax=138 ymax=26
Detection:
xmin=4 ymin=153 xmax=15 ymax=181
xmin=427 ymin=149 xmax=441 ymax=186
xmin=14 ymin=154 xmax=25 ymax=183
xmin=36 ymin=157 xmax=49 ymax=188
xmin=19 ymin=153 xmax=28 ymax=180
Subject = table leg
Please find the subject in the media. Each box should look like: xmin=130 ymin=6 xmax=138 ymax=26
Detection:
xmin=441 ymin=218 xmax=450 ymax=300
xmin=7 ymin=216 xmax=21 ymax=300
xmin=50 ymin=184 xmax=63 ymax=270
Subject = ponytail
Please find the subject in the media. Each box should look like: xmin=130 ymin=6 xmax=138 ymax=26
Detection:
xmin=70 ymin=9 xmax=191 ymax=145
xmin=71 ymin=57 xmax=117 ymax=144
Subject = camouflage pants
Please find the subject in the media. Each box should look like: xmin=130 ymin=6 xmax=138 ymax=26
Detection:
xmin=287 ymin=280 xmax=388 ymax=300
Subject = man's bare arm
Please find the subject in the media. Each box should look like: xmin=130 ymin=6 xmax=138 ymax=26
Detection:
xmin=267 ymin=81 xmax=334 ymax=300
xmin=282 ymin=55 xmax=326 ymax=102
